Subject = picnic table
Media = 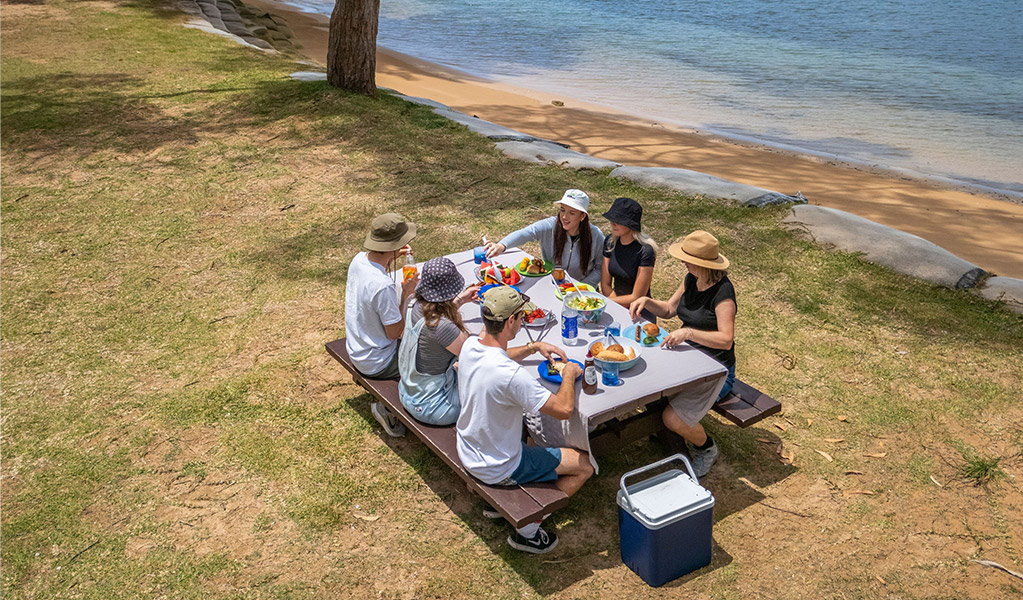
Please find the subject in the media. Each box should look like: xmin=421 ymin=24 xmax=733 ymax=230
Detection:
xmin=446 ymin=247 xmax=729 ymax=471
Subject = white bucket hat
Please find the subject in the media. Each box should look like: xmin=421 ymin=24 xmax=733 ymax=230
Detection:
xmin=553 ymin=189 xmax=590 ymax=214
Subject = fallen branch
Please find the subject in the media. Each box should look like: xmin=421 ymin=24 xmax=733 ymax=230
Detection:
xmin=971 ymin=560 xmax=1023 ymax=580
xmin=67 ymin=540 xmax=100 ymax=563
xmin=762 ymin=503 xmax=812 ymax=518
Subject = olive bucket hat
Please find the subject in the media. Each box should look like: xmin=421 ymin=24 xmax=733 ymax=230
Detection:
xmin=364 ymin=212 xmax=417 ymax=252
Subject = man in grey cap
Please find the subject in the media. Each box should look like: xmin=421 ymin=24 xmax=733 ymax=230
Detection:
xmin=456 ymin=286 xmax=593 ymax=554
xmin=345 ymin=213 xmax=419 ymax=437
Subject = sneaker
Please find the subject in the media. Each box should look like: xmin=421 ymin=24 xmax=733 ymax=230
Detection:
xmin=690 ymin=441 xmax=719 ymax=478
xmin=371 ymin=402 xmax=406 ymax=438
xmin=507 ymin=527 xmax=559 ymax=554
xmin=482 ymin=504 xmax=502 ymax=519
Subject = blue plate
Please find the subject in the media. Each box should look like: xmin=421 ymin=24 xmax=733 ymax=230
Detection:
xmin=476 ymin=283 xmax=521 ymax=304
xmin=624 ymin=324 xmax=669 ymax=347
xmin=537 ymin=359 xmax=584 ymax=384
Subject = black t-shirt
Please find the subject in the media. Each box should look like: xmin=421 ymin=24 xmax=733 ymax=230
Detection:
xmin=675 ymin=273 xmax=737 ymax=367
xmin=603 ymin=237 xmax=656 ymax=297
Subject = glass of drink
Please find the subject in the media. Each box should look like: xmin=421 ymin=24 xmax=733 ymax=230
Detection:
xmin=601 ymin=361 xmax=620 ymax=386
xmin=605 ymin=321 xmax=621 ymax=338
xmin=552 ymin=264 xmax=565 ymax=281
xmin=473 ymin=246 xmax=487 ymax=264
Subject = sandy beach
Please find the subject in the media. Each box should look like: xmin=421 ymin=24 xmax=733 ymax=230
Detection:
xmin=248 ymin=0 xmax=1023 ymax=279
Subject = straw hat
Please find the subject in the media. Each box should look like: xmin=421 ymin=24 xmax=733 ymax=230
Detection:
xmin=667 ymin=230 xmax=729 ymax=270
xmin=364 ymin=213 xmax=417 ymax=252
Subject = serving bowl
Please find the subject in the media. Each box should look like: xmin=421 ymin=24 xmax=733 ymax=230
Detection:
xmin=564 ymin=290 xmax=607 ymax=326
xmin=590 ymin=337 xmax=644 ymax=371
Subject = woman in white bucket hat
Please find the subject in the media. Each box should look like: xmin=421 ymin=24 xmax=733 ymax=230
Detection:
xmin=484 ymin=189 xmax=605 ymax=286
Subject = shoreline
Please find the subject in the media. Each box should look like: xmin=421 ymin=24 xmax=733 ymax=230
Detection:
xmin=246 ymin=0 xmax=1023 ymax=279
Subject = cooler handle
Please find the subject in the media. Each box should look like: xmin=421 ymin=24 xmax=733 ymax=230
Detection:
xmin=619 ymin=453 xmax=697 ymax=513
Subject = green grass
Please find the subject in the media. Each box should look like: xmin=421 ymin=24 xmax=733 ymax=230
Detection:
xmin=3 ymin=0 xmax=1022 ymax=598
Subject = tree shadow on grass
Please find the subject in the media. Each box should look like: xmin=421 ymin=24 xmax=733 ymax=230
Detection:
xmin=1 ymin=72 xmax=203 ymax=156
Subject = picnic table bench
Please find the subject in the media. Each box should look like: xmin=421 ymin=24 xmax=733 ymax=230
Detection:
xmin=326 ymin=335 xmax=781 ymax=524
xmin=325 ymin=338 xmax=569 ymax=527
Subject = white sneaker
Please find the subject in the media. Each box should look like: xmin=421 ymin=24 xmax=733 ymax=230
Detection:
xmin=690 ymin=441 xmax=719 ymax=478
xmin=371 ymin=402 xmax=406 ymax=438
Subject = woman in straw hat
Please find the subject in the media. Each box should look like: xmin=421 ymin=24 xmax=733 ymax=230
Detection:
xmin=484 ymin=189 xmax=605 ymax=286
xmin=398 ymin=257 xmax=482 ymax=426
xmin=628 ymin=230 xmax=735 ymax=477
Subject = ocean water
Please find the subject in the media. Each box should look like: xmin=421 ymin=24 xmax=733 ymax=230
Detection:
xmin=290 ymin=0 xmax=1023 ymax=197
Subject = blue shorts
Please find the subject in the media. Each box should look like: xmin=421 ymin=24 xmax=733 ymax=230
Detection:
xmin=499 ymin=443 xmax=561 ymax=486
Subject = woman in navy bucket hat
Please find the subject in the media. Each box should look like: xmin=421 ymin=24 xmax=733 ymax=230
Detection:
xmin=397 ymin=257 xmax=482 ymax=426
xmin=601 ymin=197 xmax=660 ymax=322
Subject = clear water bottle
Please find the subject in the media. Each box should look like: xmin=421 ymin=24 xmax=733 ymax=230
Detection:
xmin=561 ymin=303 xmax=580 ymax=346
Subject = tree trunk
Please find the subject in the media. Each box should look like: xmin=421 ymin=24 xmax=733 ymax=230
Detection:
xmin=326 ymin=0 xmax=380 ymax=94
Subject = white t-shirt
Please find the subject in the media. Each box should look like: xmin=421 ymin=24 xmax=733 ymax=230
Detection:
xmin=455 ymin=337 xmax=553 ymax=484
xmin=344 ymin=252 xmax=402 ymax=376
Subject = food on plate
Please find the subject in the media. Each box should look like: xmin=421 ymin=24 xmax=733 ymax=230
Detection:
xmin=479 ymin=261 xmax=521 ymax=285
xmin=589 ymin=341 xmax=605 ymax=356
xmin=516 ymin=256 xmax=547 ymax=275
xmin=523 ymin=307 xmax=548 ymax=324
xmin=635 ymin=327 xmax=641 ymax=341
xmin=566 ymin=295 xmax=604 ymax=311
xmin=596 ymin=350 xmax=629 ymax=362
xmin=625 ymin=347 xmax=636 ymax=360
xmin=606 ymin=343 xmax=624 ymax=353
xmin=558 ymin=282 xmax=579 ymax=294
xmin=643 ymin=323 xmax=661 ymax=337
xmin=545 ymin=361 xmax=565 ymax=376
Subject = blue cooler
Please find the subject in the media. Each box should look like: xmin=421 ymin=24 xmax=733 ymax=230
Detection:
xmin=617 ymin=454 xmax=714 ymax=587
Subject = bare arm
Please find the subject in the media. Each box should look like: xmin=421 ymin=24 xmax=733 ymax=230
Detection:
xmin=608 ymin=265 xmax=654 ymax=307
xmin=382 ymin=273 xmax=420 ymax=340
xmin=600 ymin=256 xmax=613 ymax=297
xmin=538 ymin=362 xmax=581 ymax=420
xmin=507 ymin=340 xmax=568 ymax=364
xmin=631 ymin=277 xmax=686 ymax=320
xmin=662 ymin=299 xmax=736 ymax=349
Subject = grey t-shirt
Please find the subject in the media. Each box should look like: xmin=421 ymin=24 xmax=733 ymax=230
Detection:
xmin=409 ymin=302 xmax=462 ymax=375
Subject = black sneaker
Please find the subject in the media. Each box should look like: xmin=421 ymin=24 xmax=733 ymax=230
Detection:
xmin=507 ymin=527 xmax=559 ymax=554
xmin=482 ymin=504 xmax=502 ymax=519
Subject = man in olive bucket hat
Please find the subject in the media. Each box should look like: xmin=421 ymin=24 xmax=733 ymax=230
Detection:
xmin=345 ymin=213 xmax=419 ymax=437
xmin=456 ymin=286 xmax=594 ymax=554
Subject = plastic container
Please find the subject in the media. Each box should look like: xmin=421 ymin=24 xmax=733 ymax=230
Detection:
xmin=561 ymin=304 xmax=581 ymax=345
xmin=617 ymin=454 xmax=715 ymax=587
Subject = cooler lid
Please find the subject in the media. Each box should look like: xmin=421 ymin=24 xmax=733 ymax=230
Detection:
xmin=618 ymin=469 xmax=714 ymax=529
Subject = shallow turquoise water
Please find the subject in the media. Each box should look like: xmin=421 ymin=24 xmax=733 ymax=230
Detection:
xmin=289 ymin=0 xmax=1023 ymax=197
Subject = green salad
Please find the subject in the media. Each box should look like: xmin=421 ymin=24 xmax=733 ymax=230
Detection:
xmin=566 ymin=295 xmax=604 ymax=311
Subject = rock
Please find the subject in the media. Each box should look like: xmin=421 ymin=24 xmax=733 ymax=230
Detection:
xmin=196 ymin=2 xmax=221 ymax=20
xmin=782 ymin=205 xmax=988 ymax=289
xmin=250 ymin=25 xmax=268 ymax=35
xmin=270 ymin=15 xmax=288 ymax=25
xmin=269 ymin=31 xmax=289 ymax=41
xmin=393 ymin=93 xmax=450 ymax=110
xmin=275 ymin=25 xmax=294 ymax=38
xmin=976 ymin=277 xmax=1023 ymax=313
xmin=431 ymin=108 xmax=539 ymax=142
xmin=290 ymin=71 xmax=327 ymax=81
xmin=495 ymin=140 xmax=621 ymax=170
xmin=223 ymin=21 xmax=250 ymax=36
xmin=240 ymin=35 xmax=274 ymax=50
xmin=610 ymin=166 xmax=804 ymax=207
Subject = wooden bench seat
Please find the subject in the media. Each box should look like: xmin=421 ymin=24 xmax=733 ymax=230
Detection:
xmin=325 ymin=338 xmax=569 ymax=528
xmin=712 ymin=379 xmax=782 ymax=427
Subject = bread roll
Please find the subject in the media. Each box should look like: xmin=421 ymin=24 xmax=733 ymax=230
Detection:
xmin=589 ymin=342 xmax=605 ymax=356
xmin=597 ymin=350 xmax=629 ymax=362
xmin=625 ymin=347 xmax=635 ymax=360
xmin=607 ymin=344 xmax=624 ymax=353
xmin=643 ymin=323 xmax=661 ymax=337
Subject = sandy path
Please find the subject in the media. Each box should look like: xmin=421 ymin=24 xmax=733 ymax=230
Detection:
xmin=248 ymin=0 xmax=1023 ymax=278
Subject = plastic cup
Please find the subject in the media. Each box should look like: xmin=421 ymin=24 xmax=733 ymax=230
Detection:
xmin=473 ymin=246 xmax=487 ymax=264
xmin=601 ymin=361 xmax=620 ymax=386
xmin=605 ymin=321 xmax=621 ymax=338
